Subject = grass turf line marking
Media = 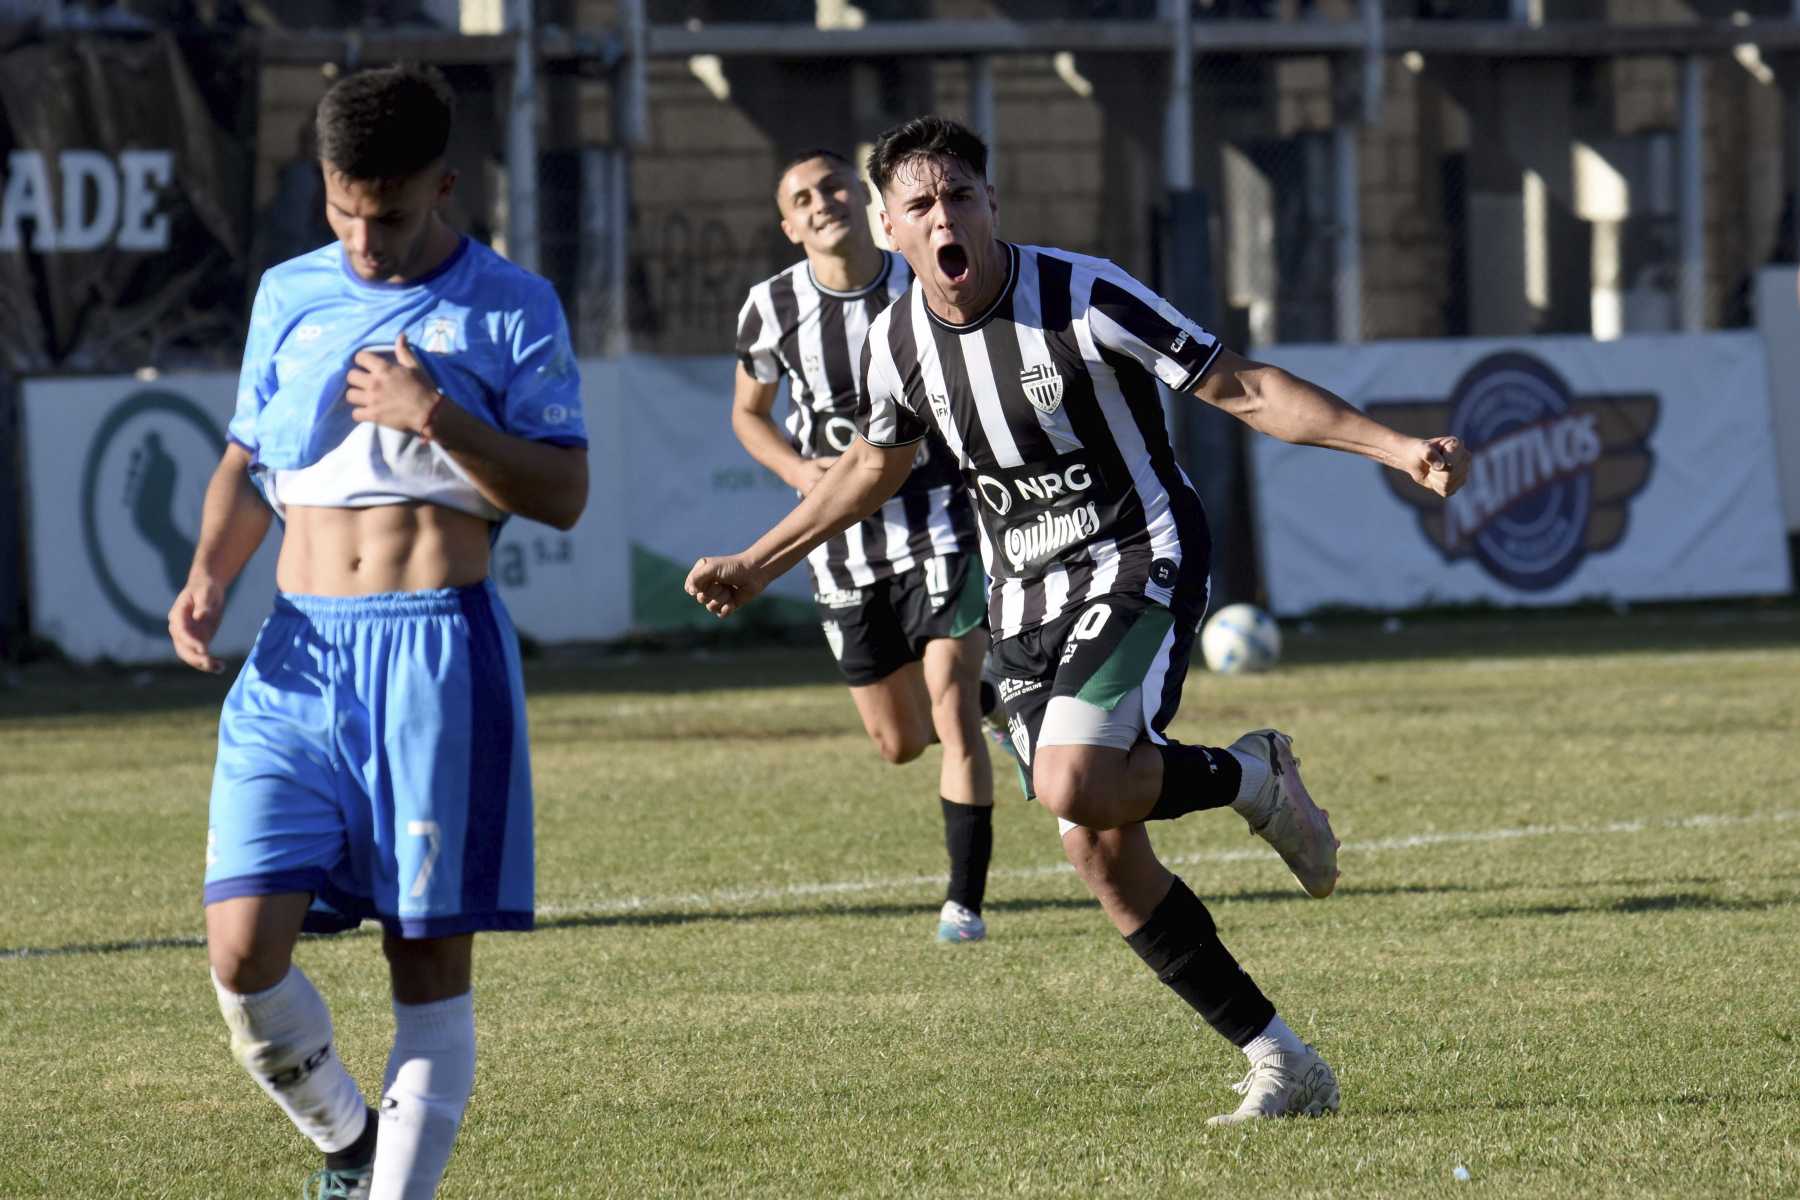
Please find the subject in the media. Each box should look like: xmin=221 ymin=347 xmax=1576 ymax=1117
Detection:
xmin=532 ymin=807 xmax=1797 ymax=920
xmin=3 ymin=808 xmax=1791 ymax=962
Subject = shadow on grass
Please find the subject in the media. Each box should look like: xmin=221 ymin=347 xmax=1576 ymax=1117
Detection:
xmin=0 ymin=880 xmax=1482 ymax=963
xmin=1473 ymin=890 xmax=1797 ymax=920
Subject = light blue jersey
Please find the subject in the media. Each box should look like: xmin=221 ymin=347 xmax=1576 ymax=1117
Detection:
xmin=205 ymin=239 xmax=576 ymax=937
xmin=228 ymin=236 xmax=585 ymax=509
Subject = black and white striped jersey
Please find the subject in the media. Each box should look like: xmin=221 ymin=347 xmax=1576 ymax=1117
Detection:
xmin=858 ymin=242 xmax=1222 ymax=640
xmin=736 ymin=250 xmax=977 ymax=593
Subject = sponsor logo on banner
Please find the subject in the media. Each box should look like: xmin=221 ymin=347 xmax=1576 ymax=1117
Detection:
xmin=1368 ymin=352 xmax=1658 ymax=592
xmin=1019 ymin=362 xmax=1064 ymax=414
xmin=80 ymin=389 xmax=234 ymax=636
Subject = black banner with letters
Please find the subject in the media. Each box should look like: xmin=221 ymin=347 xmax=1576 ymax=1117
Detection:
xmin=0 ymin=32 xmax=256 ymax=372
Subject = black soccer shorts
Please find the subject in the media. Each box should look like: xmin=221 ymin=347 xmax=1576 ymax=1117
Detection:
xmin=813 ymin=553 xmax=987 ymax=686
xmin=987 ymin=592 xmax=1199 ymax=797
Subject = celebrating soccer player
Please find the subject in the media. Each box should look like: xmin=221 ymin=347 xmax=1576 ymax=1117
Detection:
xmin=687 ymin=116 xmax=1469 ymax=1123
xmin=168 ymin=65 xmax=588 ymax=1196
xmin=729 ymin=149 xmax=999 ymax=943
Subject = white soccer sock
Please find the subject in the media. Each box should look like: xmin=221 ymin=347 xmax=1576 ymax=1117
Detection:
xmin=1242 ymin=1013 xmax=1308 ymax=1064
xmin=1227 ymin=748 xmax=1270 ymax=812
xmin=213 ymin=967 xmax=369 ymax=1153
xmin=370 ymin=991 xmax=477 ymax=1200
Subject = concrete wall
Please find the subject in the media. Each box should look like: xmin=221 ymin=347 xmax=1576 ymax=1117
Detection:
xmin=245 ymin=7 xmax=1800 ymax=358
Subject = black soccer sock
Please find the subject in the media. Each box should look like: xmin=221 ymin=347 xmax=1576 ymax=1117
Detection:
xmin=325 ymin=1105 xmax=379 ymax=1170
xmin=942 ymin=797 xmax=994 ymax=914
xmin=1144 ymin=741 xmax=1242 ymax=822
xmin=1124 ymin=875 xmax=1275 ymax=1047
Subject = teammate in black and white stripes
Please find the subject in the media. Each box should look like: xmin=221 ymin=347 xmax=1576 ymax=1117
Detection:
xmin=687 ymin=117 xmax=1469 ymax=1123
xmin=729 ymin=149 xmax=998 ymax=944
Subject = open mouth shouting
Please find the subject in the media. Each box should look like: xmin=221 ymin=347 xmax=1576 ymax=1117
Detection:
xmin=936 ymin=241 xmax=971 ymax=286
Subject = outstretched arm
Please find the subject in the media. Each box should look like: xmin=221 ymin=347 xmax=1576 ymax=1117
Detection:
xmin=1193 ymin=348 xmax=1469 ymax=498
xmin=686 ymin=435 xmax=916 ymax=617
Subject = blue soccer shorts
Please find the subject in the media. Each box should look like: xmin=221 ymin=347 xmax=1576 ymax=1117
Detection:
xmin=202 ymin=580 xmax=534 ymax=939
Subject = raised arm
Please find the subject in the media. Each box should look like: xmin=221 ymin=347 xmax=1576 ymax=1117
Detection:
xmin=685 ymin=435 xmax=915 ymax=617
xmin=729 ymin=364 xmax=835 ymax=495
xmin=1193 ymin=348 xmax=1469 ymax=497
xmin=167 ymin=442 xmax=273 ymax=673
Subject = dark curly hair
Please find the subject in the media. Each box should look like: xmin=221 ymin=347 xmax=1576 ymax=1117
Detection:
xmin=316 ymin=63 xmax=454 ymax=182
xmin=865 ymin=116 xmax=988 ymax=196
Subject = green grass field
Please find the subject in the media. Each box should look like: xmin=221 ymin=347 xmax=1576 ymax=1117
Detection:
xmin=2 ymin=606 xmax=1798 ymax=1198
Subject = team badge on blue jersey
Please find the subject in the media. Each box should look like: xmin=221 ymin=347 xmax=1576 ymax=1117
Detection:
xmin=421 ymin=314 xmax=460 ymax=354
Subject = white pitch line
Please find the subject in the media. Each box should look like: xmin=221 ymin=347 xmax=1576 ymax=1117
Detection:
xmin=5 ymin=808 xmax=1792 ymax=961
xmin=532 ymin=807 xmax=1799 ymax=921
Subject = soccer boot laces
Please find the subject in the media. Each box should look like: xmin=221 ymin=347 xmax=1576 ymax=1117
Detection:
xmin=1206 ymin=1044 xmax=1342 ymax=1126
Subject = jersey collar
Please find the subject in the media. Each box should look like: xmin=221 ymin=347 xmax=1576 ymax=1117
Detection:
xmin=806 ymin=251 xmax=893 ymax=300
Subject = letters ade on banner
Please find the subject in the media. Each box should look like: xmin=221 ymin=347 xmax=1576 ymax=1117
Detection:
xmin=0 ymin=33 xmax=255 ymax=371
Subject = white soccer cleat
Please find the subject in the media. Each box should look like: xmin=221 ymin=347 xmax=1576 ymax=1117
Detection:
xmin=1230 ymin=729 xmax=1339 ymax=898
xmin=936 ymin=900 xmax=987 ymax=943
xmin=1206 ymin=1044 xmax=1341 ymax=1126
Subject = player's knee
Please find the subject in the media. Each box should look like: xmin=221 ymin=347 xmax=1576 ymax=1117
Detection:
xmin=208 ymin=942 xmax=290 ymax=996
xmin=870 ymin=724 xmax=929 ymax=765
xmin=1033 ymin=757 xmax=1104 ymax=826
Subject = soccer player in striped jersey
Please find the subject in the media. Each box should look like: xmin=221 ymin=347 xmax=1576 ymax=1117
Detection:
xmin=689 ymin=116 xmax=1471 ymax=1123
xmin=730 ymin=149 xmax=998 ymax=943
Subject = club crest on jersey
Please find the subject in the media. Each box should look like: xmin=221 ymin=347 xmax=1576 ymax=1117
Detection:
xmin=1019 ymin=362 xmax=1064 ymax=414
xmin=421 ymin=316 xmax=459 ymax=354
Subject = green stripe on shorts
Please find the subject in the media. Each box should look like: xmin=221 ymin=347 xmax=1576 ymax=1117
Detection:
xmin=948 ymin=560 xmax=987 ymax=639
xmin=1074 ymin=607 xmax=1176 ymax=712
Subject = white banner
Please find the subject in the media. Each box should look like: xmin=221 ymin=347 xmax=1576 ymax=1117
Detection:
xmin=21 ymin=355 xmax=812 ymax=663
xmin=1251 ymin=334 xmax=1793 ymax=614
xmin=611 ymin=354 xmax=813 ymax=631
xmin=22 ymin=370 xmax=631 ymax=663
xmin=23 ymin=375 xmax=282 ymax=664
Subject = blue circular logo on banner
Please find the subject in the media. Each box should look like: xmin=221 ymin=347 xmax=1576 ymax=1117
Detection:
xmin=1444 ymin=354 xmax=1594 ymax=591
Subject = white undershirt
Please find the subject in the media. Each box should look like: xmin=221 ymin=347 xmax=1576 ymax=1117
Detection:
xmin=263 ymin=421 xmax=501 ymax=522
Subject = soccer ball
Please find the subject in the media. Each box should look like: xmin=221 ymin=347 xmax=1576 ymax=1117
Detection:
xmin=1200 ymin=604 xmax=1282 ymax=674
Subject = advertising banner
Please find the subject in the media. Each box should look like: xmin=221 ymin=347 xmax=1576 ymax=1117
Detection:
xmin=22 ymin=370 xmax=631 ymax=664
xmin=0 ymin=34 xmax=256 ymax=372
xmin=610 ymin=354 xmax=814 ymax=631
xmin=20 ymin=354 xmax=808 ymax=663
xmin=1252 ymin=334 xmax=1793 ymax=614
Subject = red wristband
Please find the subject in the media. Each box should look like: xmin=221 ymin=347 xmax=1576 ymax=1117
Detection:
xmin=418 ymin=391 xmax=446 ymax=443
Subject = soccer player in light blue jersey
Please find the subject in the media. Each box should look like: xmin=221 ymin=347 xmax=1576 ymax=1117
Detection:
xmin=167 ymin=64 xmax=587 ymax=1198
